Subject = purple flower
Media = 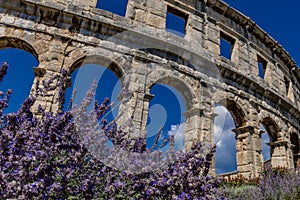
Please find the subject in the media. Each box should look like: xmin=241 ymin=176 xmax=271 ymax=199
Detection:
xmin=0 ymin=61 xmax=225 ymax=199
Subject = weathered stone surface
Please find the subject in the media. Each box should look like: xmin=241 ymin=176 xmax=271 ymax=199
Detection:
xmin=0 ymin=0 xmax=299 ymax=179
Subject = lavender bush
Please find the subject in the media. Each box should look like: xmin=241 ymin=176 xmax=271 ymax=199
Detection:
xmin=224 ymin=168 xmax=300 ymax=200
xmin=0 ymin=62 xmax=225 ymax=199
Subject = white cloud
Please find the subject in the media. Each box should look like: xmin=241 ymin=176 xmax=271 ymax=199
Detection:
xmin=260 ymin=124 xmax=271 ymax=161
xmin=168 ymin=123 xmax=185 ymax=151
xmin=213 ymin=105 xmax=237 ymax=174
xmin=213 ymin=106 xmax=272 ymax=173
xmin=213 ymin=105 xmax=234 ymax=146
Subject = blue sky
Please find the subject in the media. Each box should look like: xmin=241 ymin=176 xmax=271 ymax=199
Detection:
xmin=216 ymin=0 xmax=300 ymax=173
xmin=0 ymin=0 xmax=299 ymax=173
xmin=0 ymin=49 xmax=38 ymax=113
xmin=223 ymin=0 xmax=300 ymax=65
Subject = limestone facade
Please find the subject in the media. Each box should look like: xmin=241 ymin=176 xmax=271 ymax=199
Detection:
xmin=0 ymin=0 xmax=299 ymax=178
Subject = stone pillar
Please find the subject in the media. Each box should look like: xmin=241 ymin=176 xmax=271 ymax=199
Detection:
xmin=292 ymin=138 xmax=300 ymax=170
xmin=204 ymin=15 xmax=219 ymax=55
xmin=210 ymin=112 xmax=219 ymax=176
xmin=253 ymin=128 xmax=264 ymax=175
xmin=116 ymin=58 xmax=151 ymax=139
xmin=30 ymin=68 xmax=66 ymax=114
xmin=293 ymin=153 xmax=300 ymax=170
xmin=185 ymin=14 xmax=205 ymax=47
xmin=290 ymin=134 xmax=300 ymax=170
xmin=183 ymin=107 xmax=215 ymax=150
xmin=117 ymin=91 xmax=151 ymax=138
xmin=184 ymin=107 xmax=203 ymax=150
xmin=141 ymin=93 xmax=154 ymax=132
xmin=270 ymin=140 xmax=291 ymax=169
xmin=258 ymin=129 xmax=268 ymax=171
xmin=30 ymin=35 xmax=70 ymax=114
xmin=287 ymin=142 xmax=295 ymax=171
xmin=233 ymin=125 xmax=262 ymax=178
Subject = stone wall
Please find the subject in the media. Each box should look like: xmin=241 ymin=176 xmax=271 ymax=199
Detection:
xmin=0 ymin=0 xmax=299 ymax=178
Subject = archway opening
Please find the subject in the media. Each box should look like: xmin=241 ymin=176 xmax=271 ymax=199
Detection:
xmin=0 ymin=48 xmax=39 ymax=113
xmin=65 ymin=63 xmax=121 ymax=122
xmin=214 ymin=103 xmax=237 ymax=174
xmin=291 ymin=132 xmax=300 ymax=170
xmin=146 ymin=84 xmax=186 ymax=151
xmin=260 ymin=117 xmax=280 ymax=169
xmin=260 ymin=124 xmax=271 ymax=163
xmin=261 ymin=117 xmax=278 ymax=143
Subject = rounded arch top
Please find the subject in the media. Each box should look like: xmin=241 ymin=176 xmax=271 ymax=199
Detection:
xmin=216 ymin=98 xmax=247 ymax=128
xmin=69 ymin=54 xmax=126 ymax=79
xmin=258 ymin=111 xmax=281 ymax=142
xmin=0 ymin=37 xmax=39 ymax=61
xmin=147 ymin=76 xmax=195 ymax=110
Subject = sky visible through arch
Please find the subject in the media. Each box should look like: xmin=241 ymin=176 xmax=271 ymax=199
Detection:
xmin=0 ymin=0 xmax=299 ymax=173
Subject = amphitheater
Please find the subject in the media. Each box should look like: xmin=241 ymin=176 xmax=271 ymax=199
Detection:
xmin=0 ymin=0 xmax=299 ymax=178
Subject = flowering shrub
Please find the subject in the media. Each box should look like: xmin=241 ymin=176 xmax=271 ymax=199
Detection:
xmin=0 ymin=62 xmax=225 ymax=199
xmin=221 ymin=175 xmax=259 ymax=188
xmin=224 ymin=168 xmax=300 ymax=200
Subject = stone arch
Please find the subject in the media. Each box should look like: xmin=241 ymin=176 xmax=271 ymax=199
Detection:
xmin=212 ymin=89 xmax=251 ymax=127
xmin=65 ymin=53 xmax=130 ymax=131
xmin=63 ymin=53 xmax=127 ymax=108
xmin=212 ymin=96 xmax=247 ymax=176
xmin=145 ymin=76 xmax=193 ymax=149
xmin=258 ymin=110 xmax=292 ymax=169
xmin=0 ymin=36 xmax=39 ymax=60
xmin=258 ymin=111 xmax=281 ymax=142
xmin=213 ymin=103 xmax=237 ymax=175
xmin=69 ymin=54 xmax=126 ymax=80
xmin=148 ymin=76 xmax=195 ymax=111
xmin=289 ymin=129 xmax=300 ymax=170
xmin=0 ymin=37 xmax=40 ymax=112
xmin=216 ymin=98 xmax=247 ymax=128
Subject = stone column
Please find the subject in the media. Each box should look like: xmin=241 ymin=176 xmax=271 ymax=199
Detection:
xmin=258 ymin=129 xmax=268 ymax=171
xmin=117 ymin=91 xmax=151 ymax=139
xmin=30 ymin=68 xmax=66 ymax=114
xmin=253 ymin=128 xmax=264 ymax=175
xmin=291 ymin=135 xmax=300 ymax=170
xmin=183 ymin=107 xmax=215 ymax=150
xmin=210 ymin=112 xmax=219 ymax=176
xmin=270 ymin=140 xmax=291 ymax=169
xmin=141 ymin=93 xmax=154 ymax=132
xmin=116 ymin=58 xmax=151 ymax=139
xmin=30 ymin=36 xmax=70 ymax=114
xmin=293 ymin=153 xmax=300 ymax=170
xmin=233 ymin=125 xmax=262 ymax=178
xmin=184 ymin=107 xmax=204 ymax=150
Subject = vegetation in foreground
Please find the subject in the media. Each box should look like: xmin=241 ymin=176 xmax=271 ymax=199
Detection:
xmin=0 ymin=63 xmax=224 ymax=199
xmin=0 ymin=62 xmax=299 ymax=199
xmin=223 ymin=167 xmax=300 ymax=200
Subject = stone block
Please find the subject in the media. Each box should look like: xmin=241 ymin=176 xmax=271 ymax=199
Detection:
xmin=206 ymin=40 xmax=219 ymax=55
xmin=134 ymin=9 xmax=145 ymax=23
xmin=0 ymin=0 xmax=296 ymax=180
xmin=237 ymin=165 xmax=252 ymax=173
xmin=207 ymin=27 xmax=219 ymax=44
xmin=145 ymin=0 xmax=166 ymax=12
xmin=236 ymin=152 xmax=251 ymax=165
xmin=185 ymin=28 xmax=203 ymax=44
xmin=146 ymin=12 xmax=165 ymax=29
